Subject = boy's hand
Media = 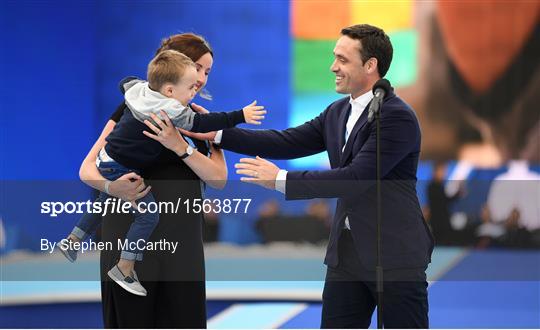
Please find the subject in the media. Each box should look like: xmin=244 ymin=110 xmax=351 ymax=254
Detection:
xmin=242 ymin=101 xmax=266 ymax=125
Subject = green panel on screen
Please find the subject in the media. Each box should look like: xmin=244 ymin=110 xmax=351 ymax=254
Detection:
xmin=386 ymin=29 xmax=418 ymax=87
xmin=293 ymin=40 xmax=335 ymax=93
xmin=293 ymin=30 xmax=417 ymax=92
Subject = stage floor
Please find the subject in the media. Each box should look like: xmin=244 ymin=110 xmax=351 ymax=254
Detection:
xmin=1 ymin=245 xmax=539 ymax=328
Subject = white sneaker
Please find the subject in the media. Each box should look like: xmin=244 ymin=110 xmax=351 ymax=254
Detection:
xmin=59 ymin=239 xmax=78 ymax=262
xmin=107 ymin=265 xmax=147 ymax=296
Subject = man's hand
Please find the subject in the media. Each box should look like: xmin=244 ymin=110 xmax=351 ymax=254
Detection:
xmin=191 ymin=102 xmax=210 ymax=114
xmin=235 ymin=156 xmax=280 ymax=190
xmin=178 ymin=128 xmax=217 ymax=142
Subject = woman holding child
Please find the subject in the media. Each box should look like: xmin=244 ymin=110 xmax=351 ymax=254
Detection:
xmin=78 ymin=33 xmax=261 ymax=328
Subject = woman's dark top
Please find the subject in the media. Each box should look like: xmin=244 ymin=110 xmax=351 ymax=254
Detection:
xmin=100 ymin=103 xmax=208 ymax=328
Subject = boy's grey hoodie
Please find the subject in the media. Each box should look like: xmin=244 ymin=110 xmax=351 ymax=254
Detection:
xmin=103 ymin=77 xmax=245 ymax=170
xmin=124 ymin=79 xmax=196 ymax=130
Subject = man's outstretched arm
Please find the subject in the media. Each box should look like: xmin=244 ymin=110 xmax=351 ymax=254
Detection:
xmin=236 ymin=108 xmax=419 ymax=199
xmin=217 ymin=107 xmax=329 ymax=160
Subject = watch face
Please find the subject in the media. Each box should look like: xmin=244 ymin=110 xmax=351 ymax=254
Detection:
xmin=187 ymin=145 xmax=194 ymax=155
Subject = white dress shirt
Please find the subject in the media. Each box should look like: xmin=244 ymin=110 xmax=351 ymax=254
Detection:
xmin=277 ymin=91 xmax=373 ymax=230
xmin=342 ymin=92 xmax=374 ymax=229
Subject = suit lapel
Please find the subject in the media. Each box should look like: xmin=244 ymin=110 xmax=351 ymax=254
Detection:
xmin=338 ymin=90 xmax=396 ymax=166
xmin=339 ymin=100 xmax=371 ymax=166
xmin=337 ymin=103 xmax=351 ymax=152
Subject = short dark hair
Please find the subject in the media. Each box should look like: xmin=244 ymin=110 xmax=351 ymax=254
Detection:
xmin=341 ymin=24 xmax=393 ymax=77
xmin=156 ymin=33 xmax=213 ymax=62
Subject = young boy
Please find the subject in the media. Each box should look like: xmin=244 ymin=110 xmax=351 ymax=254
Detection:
xmin=60 ymin=50 xmax=265 ymax=296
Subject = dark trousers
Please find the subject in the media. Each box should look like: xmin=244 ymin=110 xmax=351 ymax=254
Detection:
xmin=321 ymin=230 xmax=429 ymax=328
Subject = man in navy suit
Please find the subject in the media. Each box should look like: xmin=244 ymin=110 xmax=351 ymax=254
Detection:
xmin=185 ymin=24 xmax=434 ymax=328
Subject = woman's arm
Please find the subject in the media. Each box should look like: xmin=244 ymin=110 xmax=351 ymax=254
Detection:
xmin=79 ymin=120 xmax=114 ymax=189
xmin=79 ymin=119 xmax=150 ymax=202
xmin=143 ymin=111 xmax=228 ymax=189
xmin=180 ymin=144 xmax=227 ymax=189
xmin=188 ymin=144 xmax=227 ymax=189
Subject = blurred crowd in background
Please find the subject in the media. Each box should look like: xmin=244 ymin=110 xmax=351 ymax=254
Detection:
xmin=200 ymin=160 xmax=540 ymax=250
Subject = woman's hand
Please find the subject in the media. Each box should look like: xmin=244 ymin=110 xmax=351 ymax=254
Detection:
xmin=108 ymin=172 xmax=151 ymax=207
xmin=143 ymin=110 xmax=188 ymax=155
xmin=78 ymin=118 xmax=150 ymax=206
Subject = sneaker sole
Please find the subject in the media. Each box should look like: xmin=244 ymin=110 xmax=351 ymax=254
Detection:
xmin=59 ymin=248 xmax=76 ymax=263
xmin=107 ymin=270 xmax=147 ymax=296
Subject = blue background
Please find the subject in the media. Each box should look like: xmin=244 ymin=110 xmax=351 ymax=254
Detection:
xmin=0 ymin=0 xmax=292 ymax=249
xmin=0 ymin=0 xmax=290 ymax=180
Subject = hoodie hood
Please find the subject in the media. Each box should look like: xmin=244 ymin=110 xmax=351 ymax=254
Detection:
xmin=124 ymin=81 xmax=188 ymax=123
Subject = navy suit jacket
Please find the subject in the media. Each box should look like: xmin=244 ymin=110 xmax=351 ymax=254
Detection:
xmin=220 ymin=91 xmax=434 ymax=270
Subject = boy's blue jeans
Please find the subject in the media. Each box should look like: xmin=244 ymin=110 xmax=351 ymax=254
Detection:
xmin=71 ymin=160 xmax=158 ymax=262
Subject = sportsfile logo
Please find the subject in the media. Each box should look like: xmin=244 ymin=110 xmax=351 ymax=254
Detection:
xmin=40 ymin=198 xmax=252 ymax=217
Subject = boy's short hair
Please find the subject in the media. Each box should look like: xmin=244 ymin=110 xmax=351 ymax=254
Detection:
xmin=147 ymin=49 xmax=196 ymax=91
